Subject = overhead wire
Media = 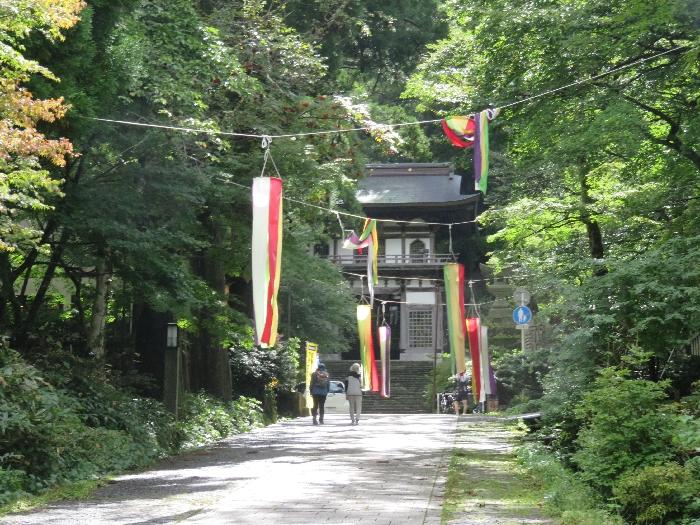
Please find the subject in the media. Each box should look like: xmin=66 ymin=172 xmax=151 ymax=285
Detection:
xmin=216 ymin=175 xmax=478 ymax=226
xmin=81 ymin=45 xmax=689 ymax=140
xmin=342 ymin=271 xmax=538 ymax=284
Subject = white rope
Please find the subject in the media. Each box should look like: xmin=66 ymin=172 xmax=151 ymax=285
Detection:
xmin=497 ymin=45 xmax=687 ymax=111
xmin=82 ymin=45 xmax=690 ymax=140
xmin=343 ymin=271 xmax=535 ymax=284
xmin=217 ymin=176 xmax=478 ymax=226
xmin=369 ymin=298 xmax=498 ymax=307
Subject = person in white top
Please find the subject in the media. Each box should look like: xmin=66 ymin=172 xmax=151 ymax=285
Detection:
xmin=344 ymin=363 xmax=363 ymax=425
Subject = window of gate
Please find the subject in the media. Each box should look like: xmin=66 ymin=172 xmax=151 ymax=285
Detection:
xmin=408 ymin=307 xmax=433 ymax=349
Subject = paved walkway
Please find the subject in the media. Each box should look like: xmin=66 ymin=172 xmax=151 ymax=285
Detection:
xmin=1 ymin=414 xmax=456 ymax=525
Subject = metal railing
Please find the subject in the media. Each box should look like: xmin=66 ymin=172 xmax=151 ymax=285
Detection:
xmin=324 ymin=253 xmax=454 ymax=266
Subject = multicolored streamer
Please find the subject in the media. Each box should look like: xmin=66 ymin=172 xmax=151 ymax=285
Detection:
xmin=304 ymin=342 xmax=318 ymax=410
xmin=466 ymin=317 xmax=483 ymax=403
xmin=478 ymin=326 xmax=491 ymax=403
xmin=444 ymin=263 xmax=467 ymax=375
xmin=441 ymin=116 xmax=476 ymax=149
xmin=357 ymin=305 xmax=379 ymax=392
xmin=252 ymin=177 xmax=283 ymax=347
xmin=473 ymin=108 xmax=498 ymax=194
xmin=344 ymin=219 xmax=379 ymax=304
xmin=378 ymin=325 xmax=391 ymax=398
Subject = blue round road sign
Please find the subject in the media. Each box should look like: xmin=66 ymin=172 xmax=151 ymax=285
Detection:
xmin=513 ymin=305 xmax=532 ymax=325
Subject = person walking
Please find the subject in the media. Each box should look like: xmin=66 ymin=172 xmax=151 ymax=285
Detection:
xmin=453 ymin=371 xmax=471 ymax=416
xmin=310 ymin=363 xmax=330 ymax=425
xmin=344 ymin=363 xmax=363 ymax=425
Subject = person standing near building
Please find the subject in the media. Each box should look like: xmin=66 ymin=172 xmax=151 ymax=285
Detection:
xmin=453 ymin=371 xmax=471 ymax=416
xmin=310 ymin=363 xmax=330 ymax=425
xmin=345 ymin=363 xmax=363 ymax=425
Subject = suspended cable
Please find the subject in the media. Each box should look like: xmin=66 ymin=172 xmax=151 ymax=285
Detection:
xmin=497 ymin=45 xmax=688 ymax=111
xmin=342 ymin=271 xmax=537 ymax=284
xmin=375 ymin=298 xmax=499 ymax=307
xmin=81 ymin=45 xmax=690 ymax=140
xmin=216 ymin=176 xmax=478 ymax=226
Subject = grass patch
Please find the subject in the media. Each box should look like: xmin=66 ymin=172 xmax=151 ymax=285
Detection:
xmin=0 ymin=478 xmax=108 ymax=517
xmin=517 ymin=443 xmax=625 ymax=525
xmin=441 ymin=422 xmax=546 ymax=524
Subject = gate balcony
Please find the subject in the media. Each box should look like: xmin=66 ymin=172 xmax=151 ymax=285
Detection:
xmin=325 ymin=253 xmax=454 ymax=268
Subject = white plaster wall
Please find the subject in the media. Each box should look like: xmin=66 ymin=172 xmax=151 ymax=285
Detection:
xmin=406 ymin=290 xmax=436 ymax=305
xmin=385 ymin=238 xmax=402 ymax=255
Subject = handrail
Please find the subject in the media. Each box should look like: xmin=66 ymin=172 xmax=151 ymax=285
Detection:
xmin=323 ymin=253 xmax=455 ymax=265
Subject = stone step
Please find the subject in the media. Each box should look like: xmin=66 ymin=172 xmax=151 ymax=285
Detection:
xmin=321 ymin=359 xmax=435 ymax=414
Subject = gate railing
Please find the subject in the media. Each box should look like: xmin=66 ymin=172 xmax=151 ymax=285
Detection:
xmin=324 ymin=253 xmax=454 ymax=266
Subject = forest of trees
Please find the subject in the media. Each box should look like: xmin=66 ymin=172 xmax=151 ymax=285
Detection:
xmin=1 ymin=1 xmax=699 ymax=523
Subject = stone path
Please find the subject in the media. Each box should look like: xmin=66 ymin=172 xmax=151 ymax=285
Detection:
xmin=443 ymin=419 xmax=553 ymax=525
xmin=1 ymin=414 xmax=456 ymax=525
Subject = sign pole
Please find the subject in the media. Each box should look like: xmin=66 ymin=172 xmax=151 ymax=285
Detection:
xmin=513 ymin=291 xmax=532 ymax=354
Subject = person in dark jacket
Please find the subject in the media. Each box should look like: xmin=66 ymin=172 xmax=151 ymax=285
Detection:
xmin=453 ymin=371 xmax=471 ymax=416
xmin=344 ymin=363 xmax=363 ymax=425
xmin=310 ymin=363 xmax=330 ymax=425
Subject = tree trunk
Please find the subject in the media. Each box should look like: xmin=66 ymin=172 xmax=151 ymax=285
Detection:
xmin=190 ymin=211 xmax=232 ymax=401
xmin=579 ymin=169 xmax=607 ymax=276
xmin=16 ymin=228 xmax=70 ymax=351
xmin=0 ymin=253 xmax=21 ymax=328
xmin=88 ymin=254 xmax=112 ymax=360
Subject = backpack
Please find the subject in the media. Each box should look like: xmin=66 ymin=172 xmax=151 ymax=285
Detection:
xmin=314 ymin=370 xmax=329 ymax=388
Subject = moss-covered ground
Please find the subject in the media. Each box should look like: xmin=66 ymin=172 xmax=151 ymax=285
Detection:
xmin=442 ymin=420 xmax=553 ymax=525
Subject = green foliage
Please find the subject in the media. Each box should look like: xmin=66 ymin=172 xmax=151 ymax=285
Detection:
xmin=174 ymin=393 xmax=263 ymax=449
xmin=280 ymin=238 xmax=356 ymax=352
xmin=229 ymin=331 xmax=300 ymax=397
xmin=613 ymin=462 xmax=697 ymax=525
xmin=572 ymin=369 xmax=679 ymax=494
xmin=492 ymin=346 xmax=548 ymax=408
xmin=518 ymin=443 xmax=623 ymax=525
xmin=424 ymin=354 xmax=464 ymax=410
xmin=0 ymin=346 xmax=262 ymax=506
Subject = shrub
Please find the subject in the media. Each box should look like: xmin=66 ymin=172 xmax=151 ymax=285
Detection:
xmin=0 ymin=347 xmax=93 ymax=492
xmin=613 ymin=463 xmax=694 ymax=524
xmin=572 ymin=368 xmax=679 ymax=494
xmin=0 ymin=346 xmax=264 ymax=508
xmin=175 ymin=393 xmax=263 ymax=449
xmin=228 ymin=332 xmax=300 ymax=417
xmin=425 ymin=354 xmax=464 ymax=410
xmin=517 ymin=442 xmax=622 ymax=525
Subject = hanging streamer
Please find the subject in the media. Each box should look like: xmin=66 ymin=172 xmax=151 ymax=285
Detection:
xmin=478 ymin=326 xmax=491 ymax=404
xmin=344 ymin=219 xmax=379 ymax=305
xmin=443 ymin=263 xmax=467 ymax=375
xmin=252 ymin=177 xmax=283 ymax=347
xmin=473 ymin=108 xmax=499 ymax=194
xmin=441 ymin=115 xmax=476 ymax=149
xmin=378 ymin=325 xmax=391 ymax=398
xmin=357 ymin=305 xmax=379 ymax=392
xmin=465 ymin=317 xmax=482 ymax=403
xmin=304 ymin=342 xmax=319 ymax=410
